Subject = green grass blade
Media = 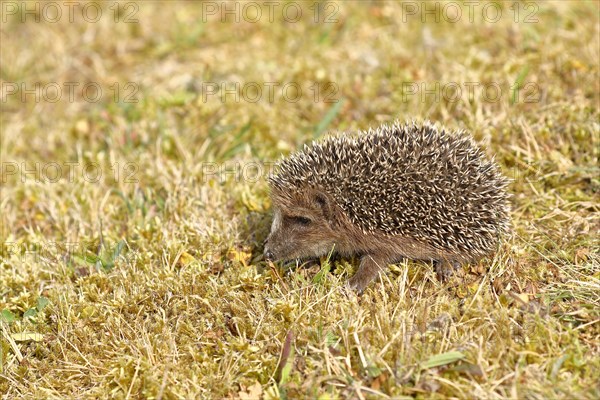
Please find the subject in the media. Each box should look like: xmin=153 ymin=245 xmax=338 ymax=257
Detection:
xmin=313 ymin=99 xmax=345 ymax=139
xmin=421 ymin=351 xmax=465 ymax=369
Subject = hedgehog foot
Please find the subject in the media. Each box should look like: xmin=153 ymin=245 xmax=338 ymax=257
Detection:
xmin=347 ymin=255 xmax=388 ymax=293
xmin=434 ymin=260 xmax=461 ymax=282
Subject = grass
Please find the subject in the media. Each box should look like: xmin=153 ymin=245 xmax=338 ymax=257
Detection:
xmin=1 ymin=1 xmax=599 ymax=398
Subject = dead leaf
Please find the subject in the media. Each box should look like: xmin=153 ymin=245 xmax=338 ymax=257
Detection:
xmin=178 ymin=251 xmax=197 ymax=267
xmin=227 ymin=247 xmax=252 ymax=267
xmin=449 ymin=362 xmax=484 ymax=377
xmin=238 ymin=382 xmax=263 ymax=400
xmin=275 ymin=330 xmax=295 ymax=384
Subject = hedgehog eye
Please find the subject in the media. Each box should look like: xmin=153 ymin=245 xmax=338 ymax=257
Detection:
xmin=292 ymin=216 xmax=312 ymax=225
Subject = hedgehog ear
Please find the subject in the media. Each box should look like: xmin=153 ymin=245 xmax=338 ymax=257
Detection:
xmin=313 ymin=190 xmax=332 ymax=221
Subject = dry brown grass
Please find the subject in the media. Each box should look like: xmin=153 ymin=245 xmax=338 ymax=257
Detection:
xmin=1 ymin=1 xmax=599 ymax=398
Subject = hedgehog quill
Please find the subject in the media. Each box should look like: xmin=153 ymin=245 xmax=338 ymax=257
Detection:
xmin=264 ymin=121 xmax=511 ymax=292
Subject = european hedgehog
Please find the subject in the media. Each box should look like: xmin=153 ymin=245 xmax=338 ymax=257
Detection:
xmin=264 ymin=121 xmax=510 ymax=292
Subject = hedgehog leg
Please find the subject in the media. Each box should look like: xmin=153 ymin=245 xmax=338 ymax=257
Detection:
xmin=434 ymin=260 xmax=461 ymax=282
xmin=347 ymin=254 xmax=388 ymax=292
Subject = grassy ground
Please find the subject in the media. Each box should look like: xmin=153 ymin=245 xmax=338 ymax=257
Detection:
xmin=1 ymin=1 xmax=599 ymax=398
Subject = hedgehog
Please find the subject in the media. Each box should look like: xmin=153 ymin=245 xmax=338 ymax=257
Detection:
xmin=263 ymin=120 xmax=511 ymax=292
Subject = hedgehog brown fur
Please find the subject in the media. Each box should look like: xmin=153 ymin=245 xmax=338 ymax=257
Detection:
xmin=264 ymin=120 xmax=511 ymax=292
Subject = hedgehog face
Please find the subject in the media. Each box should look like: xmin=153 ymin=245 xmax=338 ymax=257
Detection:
xmin=264 ymin=189 xmax=338 ymax=262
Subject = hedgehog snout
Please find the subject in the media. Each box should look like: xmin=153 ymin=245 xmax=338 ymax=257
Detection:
xmin=263 ymin=237 xmax=275 ymax=261
xmin=263 ymin=235 xmax=290 ymax=262
xmin=264 ymin=247 xmax=275 ymax=262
